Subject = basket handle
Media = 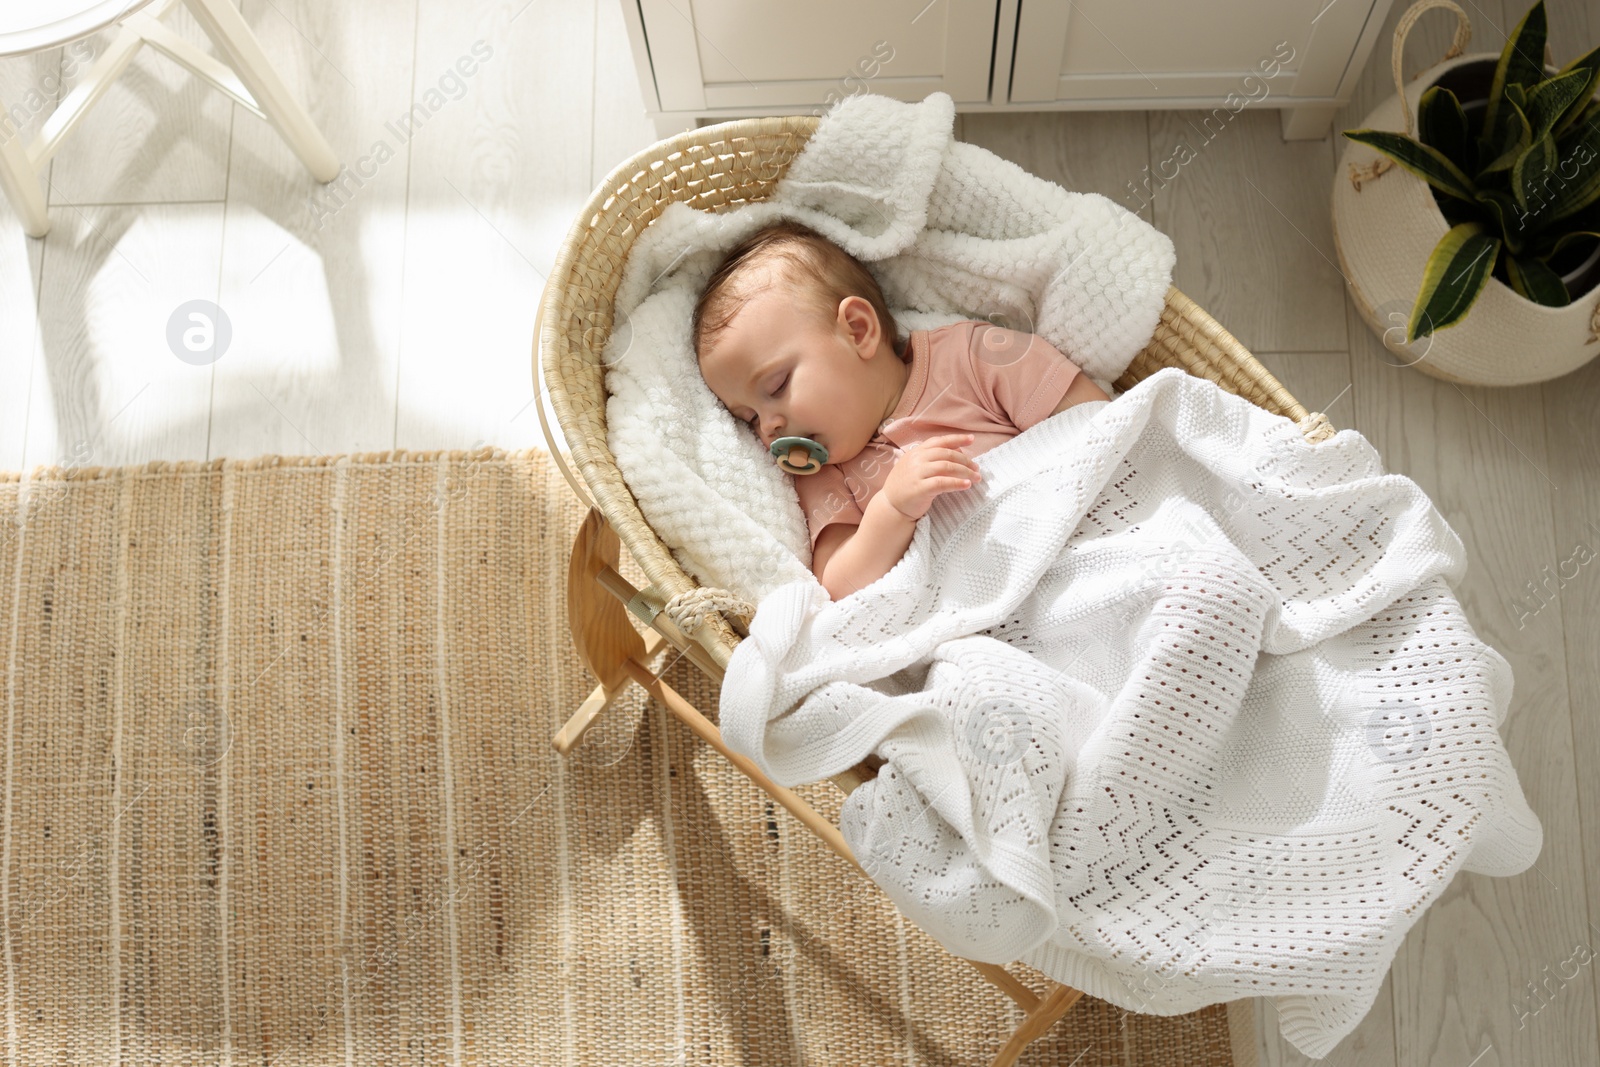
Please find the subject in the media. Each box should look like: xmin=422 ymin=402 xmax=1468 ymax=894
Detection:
xmin=1390 ymin=0 xmax=1473 ymax=139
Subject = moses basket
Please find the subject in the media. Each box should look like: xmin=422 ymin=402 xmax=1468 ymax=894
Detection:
xmin=533 ymin=113 xmax=1337 ymax=1067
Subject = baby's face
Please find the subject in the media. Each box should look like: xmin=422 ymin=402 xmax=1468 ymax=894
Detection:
xmin=698 ymin=285 xmax=892 ymax=466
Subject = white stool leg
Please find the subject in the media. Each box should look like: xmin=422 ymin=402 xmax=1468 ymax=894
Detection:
xmin=0 ymin=122 xmax=49 ymax=238
xmin=180 ymin=0 xmax=340 ymax=182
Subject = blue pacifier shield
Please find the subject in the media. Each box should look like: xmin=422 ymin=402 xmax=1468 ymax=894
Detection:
xmin=770 ymin=435 xmax=828 ymax=475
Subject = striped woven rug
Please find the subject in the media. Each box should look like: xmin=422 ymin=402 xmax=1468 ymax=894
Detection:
xmin=0 ymin=447 xmax=1253 ymax=1065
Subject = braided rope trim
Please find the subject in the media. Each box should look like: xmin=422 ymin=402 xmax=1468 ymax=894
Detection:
xmin=1348 ymin=157 xmax=1396 ymax=191
xmin=1390 ymin=0 xmax=1472 ymax=138
xmin=1296 ymin=411 xmax=1337 ymax=444
xmin=663 ymin=586 xmax=757 ymax=635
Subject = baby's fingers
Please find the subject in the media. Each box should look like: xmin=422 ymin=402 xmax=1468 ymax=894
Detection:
xmin=924 ymin=453 xmax=980 ymax=478
xmin=917 ymin=432 xmax=976 ymax=451
xmin=925 ymin=462 xmax=978 ymax=488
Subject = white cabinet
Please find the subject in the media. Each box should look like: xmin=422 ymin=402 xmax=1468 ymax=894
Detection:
xmin=1012 ymin=0 xmax=1376 ymax=106
xmin=620 ymin=0 xmax=1396 ymax=141
xmin=638 ymin=0 xmax=996 ymax=112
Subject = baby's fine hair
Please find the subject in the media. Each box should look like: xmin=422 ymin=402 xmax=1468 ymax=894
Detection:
xmin=692 ymin=219 xmax=899 ymax=359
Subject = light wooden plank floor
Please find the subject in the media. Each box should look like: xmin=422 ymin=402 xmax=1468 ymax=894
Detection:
xmin=2 ymin=1 xmax=1597 ymax=1065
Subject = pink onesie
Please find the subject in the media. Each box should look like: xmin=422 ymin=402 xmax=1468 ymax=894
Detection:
xmin=795 ymin=320 xmax=1082 ymax=550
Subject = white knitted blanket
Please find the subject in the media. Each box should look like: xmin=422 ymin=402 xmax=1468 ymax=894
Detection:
xmin=603 ymin=90 xmax=1175 ymax=606
xmin=719 ymin=367 xmax=1542 ymax=1060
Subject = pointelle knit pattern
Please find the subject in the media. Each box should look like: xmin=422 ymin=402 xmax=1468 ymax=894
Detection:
xmin=718 ymin=368 xmax=1542 ymax=1061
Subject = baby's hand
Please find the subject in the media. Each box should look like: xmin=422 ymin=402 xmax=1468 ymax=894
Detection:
xmin=882 ymin=434 xmax=981 ymax=522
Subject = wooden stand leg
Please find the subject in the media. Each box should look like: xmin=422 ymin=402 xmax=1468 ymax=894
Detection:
xmin=988 ymin=984 xmax=1086 ymax=1067
xmin=552 ymin=627 xmax=665 ymax=755
xmin=556 ymin=508 xmax=649 ymax=749
xmin=620 ymin=656 xmax=869 ymax=876
xmin=554 ymin=506 xmax=1088 ymax=1063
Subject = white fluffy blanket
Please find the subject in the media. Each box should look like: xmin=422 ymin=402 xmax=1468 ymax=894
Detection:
xmin=719 ymin=367 xmax=1542 ymax=1060
xmin=603 ymin=90 xmax=1175 ymax=605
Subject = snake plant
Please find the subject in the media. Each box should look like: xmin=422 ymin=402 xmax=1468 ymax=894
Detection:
xmin=1343 ymin=0 xmax=1600 ymax=341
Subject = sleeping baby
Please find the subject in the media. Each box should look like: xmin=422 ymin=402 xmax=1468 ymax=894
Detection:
xmin=693 ymin=219 xmax=1110 ymax=602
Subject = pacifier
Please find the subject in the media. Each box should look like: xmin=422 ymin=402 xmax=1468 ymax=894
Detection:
xmin=770 ymin=435 xmax=828 ymax=475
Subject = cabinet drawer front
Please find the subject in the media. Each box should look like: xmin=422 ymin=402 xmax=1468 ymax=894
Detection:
xmin=639 ymin=0 xmax=998 ymax=110
xmin=1011 ymin=0 xmax=1378 ymax=104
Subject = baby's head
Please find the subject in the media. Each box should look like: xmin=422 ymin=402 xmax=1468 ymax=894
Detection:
xmin=693 ymin=219 xmax=905 ymax=468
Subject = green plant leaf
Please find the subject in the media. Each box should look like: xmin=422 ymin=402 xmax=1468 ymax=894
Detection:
xmin=1476 ymin=188 xmax=1529 ymax=253
xmin=1419 ymin=85 xmax=1473 ymax=169
xmin=1486 ymin=1 xmax=1549 ymax=133
xmin=1552 ymin=42 xmax=1600 ymax=138
xmin=1571 ymin=98 xmax=1600 ymax=136
xmin=1558 ymin=97 xmax=1600 ymax=143
xmin=1555 ymin=99 xmax=1600 ymax=157
xmin=1546 ymin=109 xmax=1600 ymax=220
xmin=1539 ymin=195 xmax=1600 ymax=250
xmin=1482 ymin=94 xmax=1533 ymax=173
xmin=1477 ymin=161 xmax=1514 ymax=199
xmin=1542 ymin=229 xmax=1600 ymax=262
xmin=1344 ymin=128 xmax=1479 ymax=200
xmin=1411 ymin=223 xmax=1502 ymax=339
xmin=1514 ymin=131 xmax=1558 ymax=212
xmin=1526 ymin=70 xmax=1593 ymax=139
xmin=1505 ymin=251 xmax=1570 ymax=304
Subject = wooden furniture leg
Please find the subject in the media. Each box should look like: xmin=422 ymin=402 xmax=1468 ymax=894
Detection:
xmin=0 ymin=0 xmax=337 ymax=238
xmin=554 ymin=507 xmax=661 ymax=755
xmin=988 ymin=984 xmax=1087 ymax=1067
xmin=182 ymin=0 xmax=340 ymax=181
xmin=553 ymin=505 xmax=1089 ymax=1062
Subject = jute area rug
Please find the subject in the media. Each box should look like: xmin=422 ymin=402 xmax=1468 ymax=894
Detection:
xmin=0 ymin=447 xmax=1256 ymax=1066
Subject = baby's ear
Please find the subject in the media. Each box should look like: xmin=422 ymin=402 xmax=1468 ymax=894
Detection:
xmin=838 ymin=296 xmax=880 ymax=353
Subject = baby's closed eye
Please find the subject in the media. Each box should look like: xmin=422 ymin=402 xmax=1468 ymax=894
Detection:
xmin=734 ymin=373 xmax=788 ymax=426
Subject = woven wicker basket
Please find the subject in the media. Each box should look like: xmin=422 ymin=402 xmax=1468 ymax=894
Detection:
xmin=534 ymin=113 xmax=1337 ymax=670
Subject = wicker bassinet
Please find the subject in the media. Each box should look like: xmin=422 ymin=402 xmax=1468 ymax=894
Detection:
xmin=533 ymin=112 xmax=1338 ymax=1066
xmin=535 ymin=114 xmax=1336 ymax=669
